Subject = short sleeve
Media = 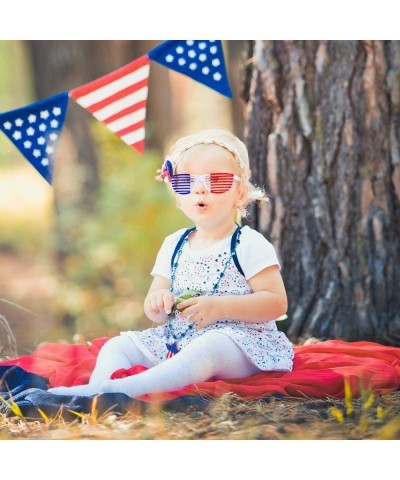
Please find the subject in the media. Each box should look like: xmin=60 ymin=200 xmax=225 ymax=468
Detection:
xmin=150 ymin=229 xmax=187 ymax=280
xmin=236 ymin=226 xmax=281 ymax=280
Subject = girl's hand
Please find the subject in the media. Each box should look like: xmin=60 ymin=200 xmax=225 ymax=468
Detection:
xmin=178 ymin=295 xmax=226 ymax=330
xmin=145 ymin=289 xmax=175 ymax=316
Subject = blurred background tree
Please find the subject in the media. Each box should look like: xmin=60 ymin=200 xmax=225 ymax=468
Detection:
xmin=0 ymin=40 xmax=245 ymax=353
xmin=242 ymin=40 xmax=400 ymax=345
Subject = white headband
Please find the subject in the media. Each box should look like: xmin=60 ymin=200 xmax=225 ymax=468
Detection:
xmin=169 ymin=139 xmax=248 ymax=175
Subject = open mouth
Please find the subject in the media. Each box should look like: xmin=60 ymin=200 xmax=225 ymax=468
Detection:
xmin=196 ymin=201 xmax=207 ymax=208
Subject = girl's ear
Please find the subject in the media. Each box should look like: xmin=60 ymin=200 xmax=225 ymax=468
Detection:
xmin=235 ymin=183 xmax=248 ymax=218
xmin=235 ymin=183 xmax=247 ymax=205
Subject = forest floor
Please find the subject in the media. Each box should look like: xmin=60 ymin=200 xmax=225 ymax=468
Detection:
xmin=1 ymin=390 xmax=400 ymax=440
xmin=1 ymin=252 xmax=400 ymax=441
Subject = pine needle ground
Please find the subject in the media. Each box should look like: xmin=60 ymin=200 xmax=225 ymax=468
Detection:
xmin=1 ymin=390 xmax=399 ymax=440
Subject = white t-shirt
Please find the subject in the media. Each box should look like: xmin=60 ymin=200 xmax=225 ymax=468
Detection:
xmin=151 ymin=225 xmax=281 ymax=282
xmin=123 ymin=225 xmax=293 ymax=371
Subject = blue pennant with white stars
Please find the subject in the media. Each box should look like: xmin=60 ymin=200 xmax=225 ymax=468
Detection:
xmin=148 ymin=40 xmax=232 ymax=98
xmin=0 ymin=92 xmax=69 ymax=184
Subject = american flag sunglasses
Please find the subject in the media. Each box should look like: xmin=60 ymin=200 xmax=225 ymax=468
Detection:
xmin=171 ymin=173 xmax=240 ymax=195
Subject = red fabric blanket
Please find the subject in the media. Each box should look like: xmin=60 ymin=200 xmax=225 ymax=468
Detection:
xmin=1 ymin=338 xmax=399 ymax=402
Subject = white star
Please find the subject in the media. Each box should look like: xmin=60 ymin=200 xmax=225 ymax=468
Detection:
xmin=178 ymin=58 xmax=186 ymax=66
xmin=50 ymin=119 xmax=59 ymax=128
xmin=213 ymin=72 xmax=222 ymax=81
xmin=3 ymin=121 xmax=12 ymax=130
xmin=188 ymin=50 xmax=196 ymax=58
xmin=212 ymin=58 xmax=221 ymax=67
xmin=23 ymin=140 xmax=32 ymax=149
xmin=46 ymin=145 xmax=54 ymax=154
xmin=165 ymin=54 xmax=174 ymax=62
xmin=49 ymin=133 xmax=58 ymax=141
xmin=198 ymin=42 xmax=207 ymax=50
xmin=189 ymin=63 xmax=197 ymax=70
xmin=33 ymin=149 xmax=41 ymax=158
xmin=41 ymin=158 xmax=49 ymax=166
xmin=12 ymin=131 xmax=22 ymax=140
xmin=199 ymin=53 xmax=207 ymax=62
xmin=37 ymin=136 xmax=46 ymax=145
xmin=210 ymin=46 xmax=218 ymax=54
xmin=202 ymin=67 xmax=210 ymax=75
xmin=52 ymin=107 xmax=61 ymax=116
xmin=176 ymin=46 xmax=184 ymax=54
xmin=39 ymin=123 xmax=47 ymax=132
xmin=27 ymin=127 xmax=35 ymax=136
xmin=15 ymin=118 xmax=24 ymax=127
xmin=28 ymin=114 xmax=37 ymax=123
xmin=186 ymin=41 xmax=194 ymax=46
xmin=40 ymin=110 xmax=50 ymax=119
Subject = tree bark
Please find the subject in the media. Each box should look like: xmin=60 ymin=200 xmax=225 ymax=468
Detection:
xmin=26 ymin=41 xmax=118 ymax=204
xmin=242 ymin=40 xmax=400 ymax=345
xmin=26 ymin=40 xmax=110 ymax=267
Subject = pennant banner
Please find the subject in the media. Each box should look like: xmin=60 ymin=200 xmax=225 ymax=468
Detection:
xmin=0 ymin=41 xmax=232 ymax=185
xmin=70 ymin=55 xmax=150 ymax=154
xmin=148 ymin=40 xmax=232 ymax=98
xmin=0 ymin=92 xmax=69 ymax=184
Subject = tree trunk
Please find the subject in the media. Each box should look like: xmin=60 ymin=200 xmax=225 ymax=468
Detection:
xmin=26 ymin=41 xmax=119 ymax=204
xmin=26 ymin=41 xmax=110 ymax=267
xmin=242 ymin=40 xmax=400 ymax=345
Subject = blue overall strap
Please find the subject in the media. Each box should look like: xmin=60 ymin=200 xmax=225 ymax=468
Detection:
xmin=170 ymin=227 xmax=196 ymax=269
xmin=171 ymin=225 xmax=245 ymax=277
xmin=231 ymin=225 xmax=245 ymax=277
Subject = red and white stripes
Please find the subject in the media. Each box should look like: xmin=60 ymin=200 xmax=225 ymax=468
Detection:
xmin=70 ymin=55 xmax=150 ymax=154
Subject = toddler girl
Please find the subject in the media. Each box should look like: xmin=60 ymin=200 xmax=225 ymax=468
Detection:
xmin=49 ymin=128 xmax=294 ymax=399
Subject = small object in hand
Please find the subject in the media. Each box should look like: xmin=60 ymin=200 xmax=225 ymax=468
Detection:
xmin=173 ymin=290 xmax=203 ymax=312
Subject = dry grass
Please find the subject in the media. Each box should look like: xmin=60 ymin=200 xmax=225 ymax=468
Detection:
xmin=1 ymin=389 xmax=399 ymax=441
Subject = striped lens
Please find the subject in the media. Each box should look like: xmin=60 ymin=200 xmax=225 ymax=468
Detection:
xmin=171 ymin=174 xmax=192 ymax=194
xmin=209 ymin=173 xmax=238 ymax=193
xmin=170 ymin=173 xmax=240 ymax=195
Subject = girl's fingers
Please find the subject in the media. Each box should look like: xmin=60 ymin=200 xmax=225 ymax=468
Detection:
xmin=156 ymin=296 xmax=164 ymax=311
xmin=178 ymin=298 xmax=196 ymax=310
xmin=187 ymin=313 xmax=200 ymax=326
xmin=163 ymin=293 xmax=174 ymax=314
xmin=150 ymin=298 xmax=159 ymax=313
xmin=181 ymin=305 xmax=197 ymax=317
xmin=147 ymin=290 xmax=174 ymax=314
xmin=194 ymin=318 xmax=203 ymax=330
xmin=189 ymin=312 xmax=204 ymax=328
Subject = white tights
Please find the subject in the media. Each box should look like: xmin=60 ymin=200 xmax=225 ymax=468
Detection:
xmin=48 ymin=331 xmax=260 ymax=399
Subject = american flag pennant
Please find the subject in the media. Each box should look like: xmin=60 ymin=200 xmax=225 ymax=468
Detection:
xmin=70 ymin=55 xmax=150 ymax=154
xmin=0 ymin=92 xmax=69 ymax=184
xmin=148 ymin=41 xmax=232 ymax=98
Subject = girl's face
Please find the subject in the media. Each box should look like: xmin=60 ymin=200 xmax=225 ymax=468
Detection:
xmin=175 ymin=144 xmax=245 ymax=229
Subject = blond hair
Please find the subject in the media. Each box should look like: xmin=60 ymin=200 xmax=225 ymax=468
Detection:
xmin=158 ymin=129 xmax=269 ymax=217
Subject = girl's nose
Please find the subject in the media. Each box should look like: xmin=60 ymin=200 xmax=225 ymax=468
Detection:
xmin=193 ymin=178 xmax=207 ymax=194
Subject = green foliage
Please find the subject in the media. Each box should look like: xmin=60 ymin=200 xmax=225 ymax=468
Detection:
xmin=0 ymin=115 xmax=189 ymax=343
xmin=50 ymin=123 xmax=189 ymax=339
